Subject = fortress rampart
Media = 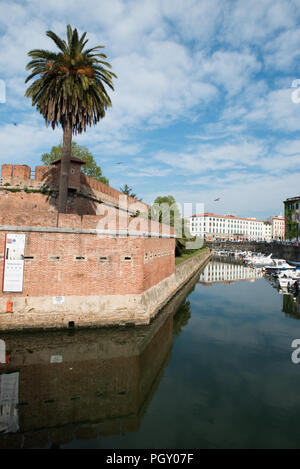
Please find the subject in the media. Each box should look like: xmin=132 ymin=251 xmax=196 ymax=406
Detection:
xmin=0 ymin=163 xmax=210 ymax=330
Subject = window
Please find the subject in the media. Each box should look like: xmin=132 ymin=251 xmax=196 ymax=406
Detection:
xmin=49 ymin=255 xmax=61 ymax=261
xmin=99 ymin=256 xmax=110 ymax=263
xmin=122 ymin=255 xmax=132 ymax=261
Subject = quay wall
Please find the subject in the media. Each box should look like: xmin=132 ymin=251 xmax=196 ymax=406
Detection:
xmin=0 ymin=249 xmax=211 ymax=330
xmin=208 ymin=241 xmax=300 ymax=262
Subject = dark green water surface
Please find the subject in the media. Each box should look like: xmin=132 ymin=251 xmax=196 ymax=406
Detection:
xmin=1 ymin=260 xmax=300 ymax=449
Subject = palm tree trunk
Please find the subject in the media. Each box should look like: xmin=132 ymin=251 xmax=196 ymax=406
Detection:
xmin=58 ymin=120 xmax=72 ymax=213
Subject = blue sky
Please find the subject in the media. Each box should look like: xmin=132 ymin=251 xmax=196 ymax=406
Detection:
xmin=0 ymin=0 xmax=300 ymax=220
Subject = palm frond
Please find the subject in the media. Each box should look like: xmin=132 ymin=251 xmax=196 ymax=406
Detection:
xmin=46 ymin=30 xmax=67 ymax=53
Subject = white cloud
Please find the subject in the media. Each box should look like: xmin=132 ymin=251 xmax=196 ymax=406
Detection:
xmin=222 ymin=0 xmax=298 ymax=46
xmin=161 ymin=0 xmax=223 ymax=43
xmin=196 ymin=50 xmax=262 ymax=96
xmin=0 ymin=123 xmax=62 ymax=165
xmin=153 ymin=139 xmax=267 ymax=174
xmin=246 ymin=88 xmax=300 ymax=132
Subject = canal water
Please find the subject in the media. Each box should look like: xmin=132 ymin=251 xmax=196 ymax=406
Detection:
xmin=1 ymin=258 xmax=300 ymax=449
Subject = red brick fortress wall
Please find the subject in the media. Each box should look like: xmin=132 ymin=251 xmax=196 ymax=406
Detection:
xmin=0 ymin=164 xmax=175 ymax=301
xmin=0 ymin=231 xmax=174 ymax=297
xmin=1 ymin=164 xmax=149 ymax=216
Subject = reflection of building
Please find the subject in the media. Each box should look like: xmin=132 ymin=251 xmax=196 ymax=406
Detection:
xmin=198 ymin=261 xmax=263 ymax=285
xmin=282 ymin=294 xmax=300 ymax=319
xmin=0 ymin=315 xmax=172 ymax=448
xmin=0 ymin=268 xmax=197 ymax=449
xmin=0 ymin=372 xmax=19 ymax=434
xmin=188 ymin=213 xmax=273 ymax=242
xmin=284 ymin=197 xmax=300 ymax=240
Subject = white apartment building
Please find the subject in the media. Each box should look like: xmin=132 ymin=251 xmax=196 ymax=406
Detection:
xmin=189 ymin=213 xmax=273 ymax=241
xmin=269 ymin=215 xmax=285 ymax=241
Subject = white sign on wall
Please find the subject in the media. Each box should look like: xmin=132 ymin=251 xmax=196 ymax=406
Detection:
xmin=3 ymin=234 xmax=26 ymax=293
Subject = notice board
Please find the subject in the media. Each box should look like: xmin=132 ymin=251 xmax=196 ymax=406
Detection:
xmin=3 ymin=234 xmax=26 ymax=293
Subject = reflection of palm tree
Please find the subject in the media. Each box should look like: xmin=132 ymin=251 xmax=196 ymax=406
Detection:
xmin=173 ymin=300 xmax=192 ymax=336
xmin=172 ymin=279 xmax=198 ymax=336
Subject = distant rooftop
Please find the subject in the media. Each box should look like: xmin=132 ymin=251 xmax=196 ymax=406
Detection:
xmin=190 ymin=213 xmax=266 ymax=222
xmin=284 ymin=196 xmax=300 ymax=203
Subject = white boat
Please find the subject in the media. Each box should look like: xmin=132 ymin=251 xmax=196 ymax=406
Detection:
xmin=278 ymin=269 xmax=300 ymax=288
xmin=251 ymin=254 xmax=274 ymax=267
xmin=244 ymin=253 xmax=274 ymax=267
xmin=266 ymin=259 xmax=296 ymax=272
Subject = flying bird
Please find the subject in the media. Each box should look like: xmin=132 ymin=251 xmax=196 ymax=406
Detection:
xmin=214 ymin=198 xmax=221 ymax=201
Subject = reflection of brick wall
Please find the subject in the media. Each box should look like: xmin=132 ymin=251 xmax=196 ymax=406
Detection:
xmin=18 ymin=356 xmax=140 ymax=432
xmin=0 ymin=312 xmax=173 ymax=447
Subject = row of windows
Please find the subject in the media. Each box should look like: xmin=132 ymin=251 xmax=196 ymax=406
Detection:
xmin=191 ymin=227 xmax=267 ymax=234
xmin=191 ymin=217 xmax=262 ymax=225
xmin=9 ymin=255 xmax=130 ymax=263
xmin=1 ymin=252 xmax=174 ymax=264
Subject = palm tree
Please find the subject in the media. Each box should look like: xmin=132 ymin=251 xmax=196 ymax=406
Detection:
xmin=120 ymin=184 xmax=137 ymax=199
xmin=25 ymin=25 xmax=116 ymax=213
xmin=119 ymin=184 xmax=143 ymax=201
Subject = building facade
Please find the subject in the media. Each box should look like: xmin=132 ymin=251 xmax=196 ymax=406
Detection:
xmin=188 ymin=213 xmax=273 ymax=242
xmin=269 ymin=215 xmax=285 ymax=241
xmin=284 ymin=197 xmax=300 ymax=240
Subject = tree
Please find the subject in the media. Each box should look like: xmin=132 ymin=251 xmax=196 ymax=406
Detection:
xmin=151 ymin=195 xmax=181 ymax=227
xmin=120 ymin=184 xmax=141 ymax=200
xmin=25 ymin=25 xmax=116 ymax=213
xmin=150 ymin=195 xmax=199 ymax=256
xmin=42 ymin=142 xmax=109 ymax=185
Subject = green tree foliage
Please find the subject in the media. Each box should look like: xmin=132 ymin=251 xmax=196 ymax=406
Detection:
xmin=151 ymin=195 xmax=181 ymax=227
xmin=149 ymin=195 xmax=201 ymax=257
xmin=42 ymin=142 xmax=109 ymax=185
xmin=25 ymin=24 xmax=116 ymax=212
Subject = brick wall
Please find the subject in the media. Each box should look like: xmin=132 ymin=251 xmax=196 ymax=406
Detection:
xmin=0 ymin=163 xmax=175 ymax=301
xmin=1 ymin=164 xmax=149 ymax=215
xmin=0 ymin=230 xmax=175 ymax=298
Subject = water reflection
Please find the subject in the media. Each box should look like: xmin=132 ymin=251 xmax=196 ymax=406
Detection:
xmin=198 ymin=260 xmax=263 ymax=285
xmin=282 ymin=294 xmax=300 ymax=319
xmin=2 ymin=257 xmax=300 ymax=449
xmin=0 ymin=271 xmax=196 ymax=449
